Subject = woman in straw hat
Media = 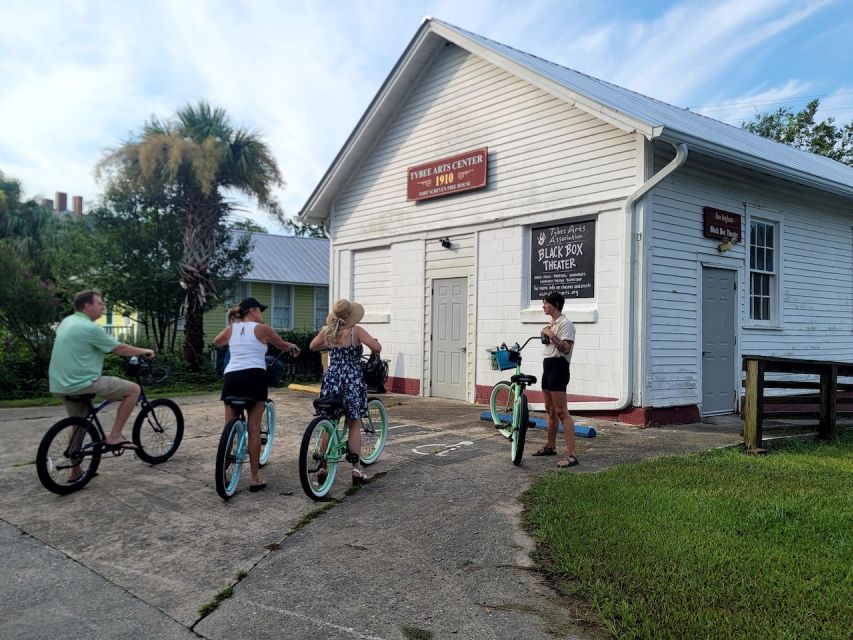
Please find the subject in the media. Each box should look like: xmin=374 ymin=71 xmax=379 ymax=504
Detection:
xmin=309 ymin=298 xmax=382 ymax=482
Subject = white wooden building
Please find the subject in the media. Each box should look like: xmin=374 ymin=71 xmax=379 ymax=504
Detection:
xmin=299 ymin=18 xmax=853 ymax=424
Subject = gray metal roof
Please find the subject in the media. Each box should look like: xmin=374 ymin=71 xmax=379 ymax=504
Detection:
xmin=300 ymin=18 xmax=853 ymax=223
xmin=238 ymin=232 xmax=328 ymax=285
xmin=437 ymin=19 xmax=853 ymax=196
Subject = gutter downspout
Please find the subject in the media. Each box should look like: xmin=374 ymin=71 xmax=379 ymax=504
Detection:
xmin=571 ymin=141 xmax=688 ymax=412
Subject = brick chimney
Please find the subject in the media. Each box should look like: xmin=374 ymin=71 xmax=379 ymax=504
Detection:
xmin=55 ymin=191 xmax=68 ymax=212
xmin=72 ymin=196 xmax=83 ymax=219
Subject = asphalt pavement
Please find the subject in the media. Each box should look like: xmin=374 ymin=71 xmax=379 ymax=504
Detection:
xmin=0 ymin=390 xmax=742 ymax=639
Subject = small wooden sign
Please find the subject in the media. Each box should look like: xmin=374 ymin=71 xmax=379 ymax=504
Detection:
xmin=407 ymin=147 xmax=488 ymax=201
xmin=703 ymin=207 xmax=742 ymax=242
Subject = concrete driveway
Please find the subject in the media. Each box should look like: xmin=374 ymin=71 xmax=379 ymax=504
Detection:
xmin=0 ymin=389 xmax=741 ymax=639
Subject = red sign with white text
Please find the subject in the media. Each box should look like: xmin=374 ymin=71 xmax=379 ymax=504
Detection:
xmin=406 ymin=147 xmax=488 ymax=201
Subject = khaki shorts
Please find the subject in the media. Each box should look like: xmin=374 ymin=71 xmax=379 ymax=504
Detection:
xmin=57 ymin=376 xmax=138 ymax=417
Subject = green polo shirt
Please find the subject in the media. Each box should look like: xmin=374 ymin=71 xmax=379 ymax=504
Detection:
xmin=49 ymin=312 xmax=120 ymax=394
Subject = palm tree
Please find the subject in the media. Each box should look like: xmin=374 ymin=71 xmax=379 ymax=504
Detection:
xmin=99 ymin=102 xmax=284 ymax=369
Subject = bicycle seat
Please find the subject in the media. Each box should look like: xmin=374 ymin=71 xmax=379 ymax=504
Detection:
xmin=224 ymin=396 xmax=257 ymax=408
xmin=510 ymin=374 xmax=537 ymax=386
xmin=313 ymin=395 xmax=343 ymax=412
xmin=64 ymin=393 xmax=96 ymax=402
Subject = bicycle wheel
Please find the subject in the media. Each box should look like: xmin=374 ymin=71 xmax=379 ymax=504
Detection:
xmin=143 ymin=363 xmax=171 ymax=386
xmin=132 ymin=398 xmax=184 ymax=464
xmin=298 ymin=417 xmax=338 ymax=500
xmin=258 ymin=400 xmax=276 ymax=467
xmin=215 ymin=418 xmax=247 ymax=499
xmin=511 ymin=396 xmax=529 ymax=465
xmin=36 ymin=417 xmax=102 ymax=495
xmin=360 ymin=397 xmax=388 ymax=466
xmin=489 ymin=381 xmax=516 ymax=429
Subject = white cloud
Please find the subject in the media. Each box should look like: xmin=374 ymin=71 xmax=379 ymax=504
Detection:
xmin=0 ymin=0 xmax=849 ymax=229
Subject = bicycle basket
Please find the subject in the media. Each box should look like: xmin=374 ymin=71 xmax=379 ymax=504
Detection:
xmin=487 ymin=348 xmax=516 ymax=371
xmin=265 ymin=355 xmax=286 ymax=387
xmin=125 ymin=358 xmax=142 ymax=376
xmin=361 ymin=353 xmax=389 ymax=386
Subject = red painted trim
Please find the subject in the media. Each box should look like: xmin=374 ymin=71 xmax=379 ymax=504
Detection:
xmin=474 ymin=384 xmax=700 ymax=426
xmin=386 ymin=376 xmax=420 ymax=394
xmin=474 ymin=384 xmax=616 ymax=405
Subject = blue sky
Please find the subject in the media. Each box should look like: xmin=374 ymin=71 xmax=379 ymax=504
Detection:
xmin=1 ymin=0 xmax=851 ymax=231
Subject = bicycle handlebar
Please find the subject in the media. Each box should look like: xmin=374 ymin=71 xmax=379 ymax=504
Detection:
xmin=501 ymin=336 xmax=541 ymax=352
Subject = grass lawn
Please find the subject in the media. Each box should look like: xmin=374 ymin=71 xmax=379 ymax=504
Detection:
xmin=0 ymin=383 xmax=223 ymax=408
xmin=522 ymin=432 xmax=852 ymax=640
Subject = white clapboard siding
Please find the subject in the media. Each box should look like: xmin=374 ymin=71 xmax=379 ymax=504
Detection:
xmin=331 ymin=43 xmax=638 ymax=244
xmin=423 ymin=235 xmax=476 ymax=397
xmin=646 ymin=144 xmax=853 ymax=407
xmin=352 ymin=247 xmax=390 ymax=314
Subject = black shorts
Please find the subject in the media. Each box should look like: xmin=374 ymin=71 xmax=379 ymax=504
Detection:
xmin=221 ymin=368 xmax=268 ymax=402
xmin=542 ymin=357 xmax=570 ymax=392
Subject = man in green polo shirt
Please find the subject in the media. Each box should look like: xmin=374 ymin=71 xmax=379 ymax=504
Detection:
xmin=49 ymin=290 xmax=155 ymax=450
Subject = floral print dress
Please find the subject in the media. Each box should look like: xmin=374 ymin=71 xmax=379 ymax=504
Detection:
xmin=320 ymin=329 xmax=367 ymax=420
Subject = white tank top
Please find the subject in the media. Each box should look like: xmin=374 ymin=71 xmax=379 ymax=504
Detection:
xmin=224 ymin=322 xmax=267 ymax=374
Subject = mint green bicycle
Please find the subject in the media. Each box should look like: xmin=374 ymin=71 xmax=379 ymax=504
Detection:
xmin=298 ymin=395 xmax=388 ymax=500
xmin=487 ymin=337 xmax=538 ymax=465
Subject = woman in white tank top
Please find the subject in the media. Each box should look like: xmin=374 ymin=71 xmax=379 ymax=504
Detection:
xmin=213 ymin=297 xmax=302 ymax=492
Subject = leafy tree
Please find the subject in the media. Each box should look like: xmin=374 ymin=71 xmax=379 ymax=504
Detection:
xmin=0 ymin=171 xmax=62 ymax=368
xmin=228 ymin=218 xmax=268 ymax=233
xmin=98 ymin=102 xmax=284 ymax=369
xmin=283 ymin=217 xmax=325 ymax=238
xmin=742 ymin=99 xmax=853 ymax=166
xmin=52 ymin=176 xmax=253 ymax=353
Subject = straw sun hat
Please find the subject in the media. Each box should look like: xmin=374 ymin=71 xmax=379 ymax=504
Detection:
xmin=327 ymin=299 xmax=364 ymax=328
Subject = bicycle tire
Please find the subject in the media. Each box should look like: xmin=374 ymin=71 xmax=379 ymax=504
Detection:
xmin=258 ymin=400 xmax=276 ymax=467
xmin=298 ymin=417 xmax=338 ymax=500
xmin=36 ymin=417 xmax=102 ymax=495
xmin=132 ymin=398 xmax=184 ymax=464
xmin=489 ymin=381 xmax=516 ymax=429
xmin=360 ymin=397 xmax=388 ymax=466
xmin=143 ymin=364 xmax=171 ymax=386
xmin=511 ymin=396 xmax=529 ymax=465
xmin=215 ymin=418 xmax=246 ymax=499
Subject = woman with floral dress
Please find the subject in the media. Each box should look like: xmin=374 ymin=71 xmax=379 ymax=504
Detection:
xmin=309 ymin=299 xmax=382 ymax=482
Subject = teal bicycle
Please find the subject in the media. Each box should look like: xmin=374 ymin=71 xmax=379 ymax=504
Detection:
xmin=214 ymin=352 xmax=286 ymax=499
xmin=487 ymin=337 xmax=539 ymax=465
xmin=298 ymin=395 xmax=388 ymax=500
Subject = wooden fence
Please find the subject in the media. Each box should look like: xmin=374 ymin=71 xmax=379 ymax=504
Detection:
xmin=742 ymin=355 xmax=852 ymax=449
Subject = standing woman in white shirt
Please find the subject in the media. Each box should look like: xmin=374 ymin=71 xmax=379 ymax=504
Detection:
xmin=532 ymin=291 xmax=578 ymax=468
xmin=213 ymin=297 xmax=301 ymax=492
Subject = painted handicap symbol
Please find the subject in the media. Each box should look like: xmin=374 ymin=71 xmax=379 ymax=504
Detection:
xmin=412 ymin=441 xmax=474 ymax=457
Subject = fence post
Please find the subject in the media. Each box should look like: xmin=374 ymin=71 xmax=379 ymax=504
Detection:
xmin=743 ymin=358 xmax=765 ymax=450
xmin=818 ymin=364 xmax=838 ymax=441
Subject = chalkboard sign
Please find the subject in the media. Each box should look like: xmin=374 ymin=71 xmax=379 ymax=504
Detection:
xmin=530 ymin=220 xmax=595 ymax=300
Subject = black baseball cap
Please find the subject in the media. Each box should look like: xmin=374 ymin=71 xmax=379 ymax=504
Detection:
xmin=543 ymin=291 xmax=565 ymax=311
xmin=238 ymin=297 xmax=268 ymax=312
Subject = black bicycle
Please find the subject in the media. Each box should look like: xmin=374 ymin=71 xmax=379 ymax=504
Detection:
xmin=36 ymin=358 xmax=184 ymax=495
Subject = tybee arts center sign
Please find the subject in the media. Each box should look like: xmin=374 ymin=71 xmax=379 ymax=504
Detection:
xmin=530 ymin=220 xmax=596 ymax=300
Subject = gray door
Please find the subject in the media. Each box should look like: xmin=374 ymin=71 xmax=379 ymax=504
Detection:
xmin=430 ymin=278 xmax=467 ymax=400
xmin=701 ymin=267 xmax=736 ymax=414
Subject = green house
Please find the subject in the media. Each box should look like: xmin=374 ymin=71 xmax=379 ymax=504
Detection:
xmin=203 ymin=233 xmax=329 ymax=339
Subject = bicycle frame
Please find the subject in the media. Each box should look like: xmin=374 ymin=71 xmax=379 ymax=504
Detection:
xmin=492 ymin=336 xmax=538 ymax=439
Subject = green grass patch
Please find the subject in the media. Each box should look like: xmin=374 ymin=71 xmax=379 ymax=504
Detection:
xmin=197 ymin=585 xmax=234 ymax=619
xmin=522 ymin=432 xmax=853 ymax=640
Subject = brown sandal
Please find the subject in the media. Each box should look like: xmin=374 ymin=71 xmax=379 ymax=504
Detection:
xmin=532 ymin=446 xmax=557 ymax=456
xmin=352 ymin=468 xmax=368 ymax=483
xmin=557 ymin=456 xmax=579 ymax=468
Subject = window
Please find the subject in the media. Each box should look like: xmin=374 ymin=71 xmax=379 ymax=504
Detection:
xmin=224 ymin=283 xmax=249 ymax=324
xmin=749 ymin=219 xmax=777 ymax=322
xmin=272 ymin=284 xmax=292 ymax=330
xmin=314 ymin=286 xmax=329 ymax=329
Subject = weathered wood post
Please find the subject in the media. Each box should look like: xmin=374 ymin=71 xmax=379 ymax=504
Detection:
xmin=818 ymin=363 xmax=838 ymax=441
xmin=743 ymin=357 xmax=765 ymax=450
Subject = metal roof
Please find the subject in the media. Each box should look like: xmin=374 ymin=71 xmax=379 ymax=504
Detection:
xmin=238 ymin=232 xmax=328 ymax=286
xmin=438 ymin=19 xmax=853 ymax=196
xmin=300 ymin=18 xmax=853 ymax=223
